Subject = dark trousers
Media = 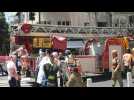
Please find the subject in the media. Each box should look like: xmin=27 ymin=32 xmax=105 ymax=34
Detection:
xmin=17 ymin=69 xmax=21 ymax=87
xmin=9 ymin=77 xmax=17 ymax=87
xmin=16 ymin=80 xmax=21 ymax=87
xmin=60 ymin=76 xmax=63 ymax=87
xmin=36 ymin=83 xmax=42 ymax=87
xmin=26 ymin=69 xmax=31 ymax=77
xmin=0 ymin=66 xmax=4 ymax=76
xmin=35 ymin=68 xmax=39 ymax=82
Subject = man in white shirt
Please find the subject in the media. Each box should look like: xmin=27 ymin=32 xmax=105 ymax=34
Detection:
xmin=36 ymin=49 xmax=52 ymax=86
xmin=35 ymin=49 xmax=44 ymax=83
xmin=6 ymin=55 xmax=18 ymax=87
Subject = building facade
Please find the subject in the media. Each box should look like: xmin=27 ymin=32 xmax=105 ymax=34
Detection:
xmin=15 ymin=12 xmax=134 ymax=27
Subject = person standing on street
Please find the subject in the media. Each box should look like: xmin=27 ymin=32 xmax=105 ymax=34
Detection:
xmin=15 ymin=53 xmax=22 ymax=87
xmin=111 ymin=50 xmax=123 ymax=87
xmin=65 ymin=67 xmax=84 ymax=87
xmin=16 ymin=45 xmax=29 ymax=75
xmin=58 ymin=52 xmax=68 ymax=87
xmin=42 ymin=55 xmax=60 ymax=87
xmin=35 ymin=49 xmax=44 ymax=84
xmin=6 ymin=55 xmax=19 ymax=87
xmin=122 ymin=48 xmax=133 ymax=78
xmin=64 ymin=50 xmax=71 ymax=64
xmin=36 ymin=49 xmax=52 ymax=87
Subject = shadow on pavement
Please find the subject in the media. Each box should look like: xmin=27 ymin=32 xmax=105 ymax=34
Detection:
xmin=82 ymin=72 xmax=112 ymax=83
xmin=83 ymin=71 xmax=130 ymax=83
xmin=27 ymin=82 xmax=37 ymax=87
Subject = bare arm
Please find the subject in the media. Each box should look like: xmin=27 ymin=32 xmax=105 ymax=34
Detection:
xmin=66 ymin=74 xmax=74 ymax=87
xmin=129 ymin=55 xmax=133 ymax=69
xmin=24 ymin=49 xmax=29 ymax=56
xmin=114 ymin=59 xmax=121 ymax=72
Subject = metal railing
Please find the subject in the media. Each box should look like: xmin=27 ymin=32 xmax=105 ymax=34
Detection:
xmin=10 ymin=24 xmax=134 ymax=35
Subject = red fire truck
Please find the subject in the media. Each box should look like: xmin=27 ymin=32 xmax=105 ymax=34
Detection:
xmin=75 ymin=37 xmax=129 ymax=76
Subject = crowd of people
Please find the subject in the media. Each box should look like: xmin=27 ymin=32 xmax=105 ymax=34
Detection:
xmin=35 ymin=49 xmax=84 ymax=87
xmin=6 ymin=46 xmax=85 ymax=87
xmin=111 ymin=48 xmax=134 ymax=87
xmin=5 ymin=44 xmax=134 ymax=87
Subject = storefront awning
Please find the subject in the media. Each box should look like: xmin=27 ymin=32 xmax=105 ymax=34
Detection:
xmin=67 ymin=41 xmax=84 ymax=48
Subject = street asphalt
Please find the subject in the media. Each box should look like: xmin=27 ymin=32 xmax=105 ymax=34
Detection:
xmin=0 ymin=74 xmax=134 ymax=87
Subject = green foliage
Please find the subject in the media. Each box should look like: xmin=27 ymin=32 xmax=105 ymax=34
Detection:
xmin=0 ymin=12 xmax=10 ymax=55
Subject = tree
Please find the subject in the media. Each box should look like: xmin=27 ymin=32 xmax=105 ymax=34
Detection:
xmin=0 ymin=12 xmax=10 ymax=55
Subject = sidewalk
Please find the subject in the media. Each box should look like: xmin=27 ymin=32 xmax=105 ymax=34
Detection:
xmin=21 ymin=75 xmax=35 ymax=87
xmin=89 ymin=79 xmax=134 ymax=87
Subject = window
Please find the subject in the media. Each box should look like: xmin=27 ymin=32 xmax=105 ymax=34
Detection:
xmin=84 ymin=22 xmax=90 ymax=26
xmin=66 ymin=21 xmax=70 ymax=26
xmin=44 ymin=21 xmax=47 ymax=24
xmin=97 ymin=22 xmax=107 ymax=27
xmin=62 ymin=21 xmax=65 ymax=25
xmin=47 ymin=21 xmax=51 ymax=25
xmin=57 ymin=21 xmax=61 ymax=25
xmin=115 ymin=23 xmax=118 ymax=27
xmin=40 ymin=21 xmax=51 ymax=25
xmin=40 ymin=21 xmax=44 ymax=24
xmin=129 ymin=16 xmax=134 ymax=26
xmin=57 ymin=21 xmax=71 ymax=26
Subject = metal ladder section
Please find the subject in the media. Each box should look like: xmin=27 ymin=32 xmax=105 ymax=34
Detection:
xmin=10 ymin=24 xmax=134 ymax=35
